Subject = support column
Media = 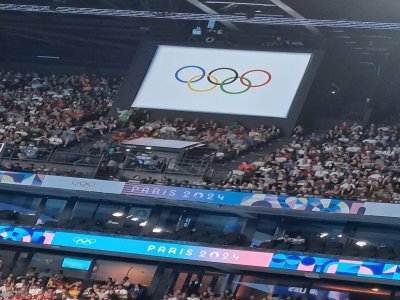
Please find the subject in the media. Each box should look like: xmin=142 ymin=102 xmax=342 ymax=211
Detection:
xmin=147 ymin=266 xmax=175 ymax=300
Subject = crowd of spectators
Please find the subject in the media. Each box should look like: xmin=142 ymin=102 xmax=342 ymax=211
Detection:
xmin=164 ymin=277 xmax=284 ymax=300
xmin=0 ymin=70 xmax=280 ymax=178
xmin=111 ymin=121 xmax=400 ymax=204
xmin=0 ymin=270 xmax=297 ymax=300
xmin=98 ymin=117 xmax=280 ymax=176
xmin=227 ymin=122 xmax=400 ymax=202
xmin=165 ymin=279 xmax=235 ymax=300
xmin=0 ymin=70 xmax=120 ymax=156
xmin=111 ymin=112 xmax=280 ymax=161
xmin=0 ymin=271 xmax=146 ymax=300
xmin=3 ymin=71 xmax=400 ymax=203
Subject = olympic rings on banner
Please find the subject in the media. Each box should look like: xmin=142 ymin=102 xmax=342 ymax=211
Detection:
xmin=174 ymin=66 xmax=272 ymax=94
xmin=72 ymin=180 xmax=95 ymax=187
xmin=220 ymin=77 xmax=251 ymax=94
xmin=207 ymin=68 xmax=238 ymax=85
xmin=72 ymin=237 xmax=96 ymax=245
xmin=240 ymin=69 xmax=272 ymax=87
xmin=175 ymin=66 xmax=205 ymax=83
xmin=188 ymin=74 xmax=219 ymax=92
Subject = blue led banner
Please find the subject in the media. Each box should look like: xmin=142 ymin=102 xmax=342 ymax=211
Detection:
xmin=121 ymin=183 xmax=366 ymax=214
xmin=1 ymin=170 xmax=399 ymax=218
xmin=1 ymin=225 xmax=400 ymax=282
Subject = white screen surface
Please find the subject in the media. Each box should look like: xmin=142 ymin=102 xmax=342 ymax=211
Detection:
xmin=132 ymin=46 xmax=312 ymax=118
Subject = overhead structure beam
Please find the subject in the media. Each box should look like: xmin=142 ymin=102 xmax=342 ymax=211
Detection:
xmin=205 ymin=1 xmax=276 ymax=8
xmin=185 ymin=0 xmax=240 ymax=31
xmin=1 ymin=4 xmax=400 ymax=30
xmin=3 ymin=25 xmax=136 ymax=49
xmin=269 ymin=0 xmax=323 ymax=37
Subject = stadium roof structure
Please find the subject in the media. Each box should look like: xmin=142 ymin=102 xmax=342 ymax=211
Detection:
xmin=1 ymin=0 xmax=400 ymax=111
xmin=2 ymin=0 xmax=400 ymax=61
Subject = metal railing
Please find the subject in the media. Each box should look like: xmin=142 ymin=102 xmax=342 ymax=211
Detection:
xmin=51 ymin=148 xmax=103 ymax=167
xmin=165 ymin=158 xmax=210 ymax=176
xmin=0 ymin=144 xmax=104 ymax=178
xmin=122 ymin=154 xmax=168 ymax=173
xmin=1 ymin=145 xmax=52 ymax=163
xmin=0 ymin=145 xmax=104 ymax=166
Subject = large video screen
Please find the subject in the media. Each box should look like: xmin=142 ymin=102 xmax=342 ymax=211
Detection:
xmin=132 ymin=45 xmax=312 ymax=118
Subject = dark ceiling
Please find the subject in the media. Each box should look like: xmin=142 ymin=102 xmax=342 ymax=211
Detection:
xmin=1 ymin=0 xmax=400 ymax=64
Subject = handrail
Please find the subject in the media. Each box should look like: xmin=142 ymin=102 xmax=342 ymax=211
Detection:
xmin=92 ymin=153 xmax=105 ymax=178
xmin=122 ymin=153 xmax=168 ymax=172
xmin=165 ymin=158 xmax=209 ymax=176
xmin=51 ymin=148 xmax=103 ymax=166
xmin=1 ymin=146 xmax=54 ymax=163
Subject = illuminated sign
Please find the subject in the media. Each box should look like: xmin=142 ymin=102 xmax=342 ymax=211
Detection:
xmin=1 ymin=170 xmax=400 ymax=218
xmin=62 ymin=258 xmax=92 ymax=270
xmin=1 ymin=225 xmax=400 ymax=282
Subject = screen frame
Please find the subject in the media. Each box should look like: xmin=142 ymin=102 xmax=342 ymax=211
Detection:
xmin=116 ymin=42 xmax=323 ymax=134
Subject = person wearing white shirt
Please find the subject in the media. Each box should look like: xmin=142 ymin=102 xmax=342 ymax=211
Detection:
xmin=114 ymin=285 xmax=128 ymax=299
xmin=28 ymin=285 xmax=42 ymax=295
xmin=297 ymin=157 xmax=311 ymax=169
xmin=96 ymin=288 xmax=109 ymax=299
xmin=346 ymin=146 xmax=360 ymax=153
xmin=369 ymin=173 xmax=382 ymax=180
xmin=49 ymin=135 xmax=63 ymax=146
xmin=363 ymin=138 xmax=377 ymax=144
xmin=15 ymin=279 xmax=27 ymax=289
xmin=0 ymin=284 xmax=8 ymax=293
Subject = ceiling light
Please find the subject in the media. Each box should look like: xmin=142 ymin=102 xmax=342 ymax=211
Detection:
xmin=337 ymin=234 xmax=342 ymax=238
xmin=152 ymin=227 xmax=162 ymax=233
xmin=356 ymin=241 xmax=367 ymax=247
xmin=131 ymin=217 xmax=139 ymax=221
xmin=319 ymin=233 xmax=329 ymax=238
xmin=139 ymin=221 xmax=147 ymax=227
xmin=112 ymin=212 xmax=124 ymax=217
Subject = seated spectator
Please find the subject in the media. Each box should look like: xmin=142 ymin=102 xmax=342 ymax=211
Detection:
xmin=238 ymin=161 xmax=256 ymax=172
xmin=112 ymin=131 xmax=126 ymax=143
xmin=291 ymin=235 xmax=306 ymax=245
xmin=130 ymin=284 xmax=146 ymax=300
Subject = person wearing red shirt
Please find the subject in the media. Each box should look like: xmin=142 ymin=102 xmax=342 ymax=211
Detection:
xmin=238 ymin=161 xmax=256 ymax=172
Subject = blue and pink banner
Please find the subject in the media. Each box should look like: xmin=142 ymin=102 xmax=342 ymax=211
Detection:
xmin=122 ymin=182 xmax=366 ymax=214
xmin=1 ymin=224 xmax=400 ymax=282
xmin=0 ymin=170 xmax=400 ymax=218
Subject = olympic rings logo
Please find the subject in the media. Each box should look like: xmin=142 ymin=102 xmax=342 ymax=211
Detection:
xmin=72 ymin=237 xmax=96 ymax=245
xmin=175 ymin=66 xmax=272 ymax=94
xmin=72 ymin=180 xmax=95 ymax=188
